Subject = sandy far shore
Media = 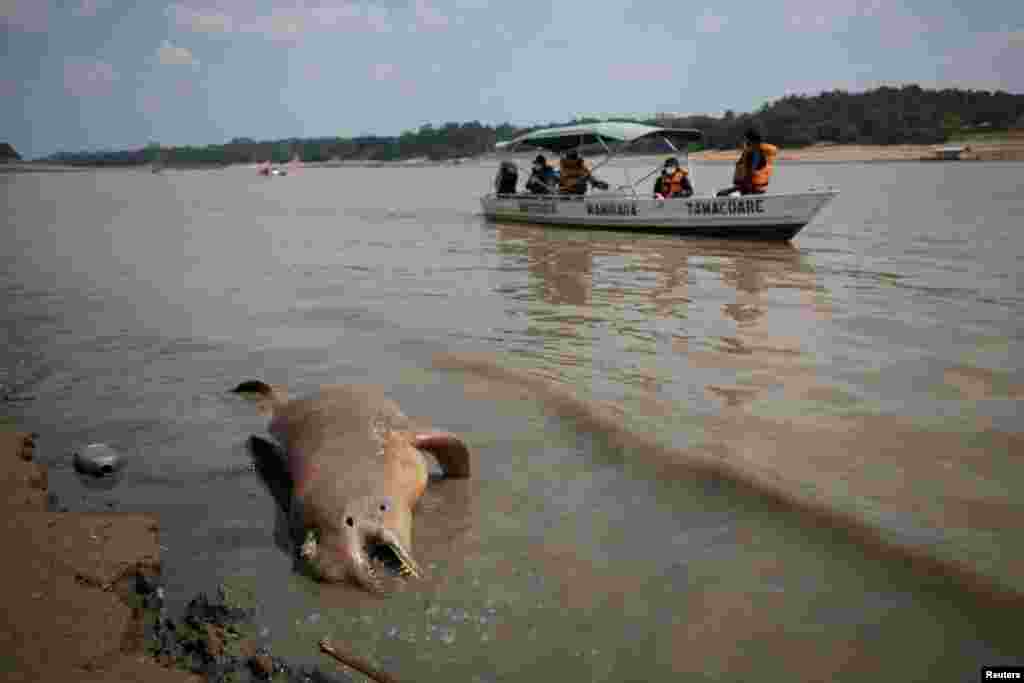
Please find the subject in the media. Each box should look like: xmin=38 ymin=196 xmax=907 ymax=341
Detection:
xmin=692 ymin=138 xmax=1024 ymax=163
xmin=0 ymin=162 xmax=93 ymax=173
xmin=0 ymin=429 xmax=201 ymax=682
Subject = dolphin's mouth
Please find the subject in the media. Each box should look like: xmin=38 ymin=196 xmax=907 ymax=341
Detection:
xmin=299 ymin=528 xmax=422 ymax=585
xmin=364 ymin=536 xmax=421 ymax=579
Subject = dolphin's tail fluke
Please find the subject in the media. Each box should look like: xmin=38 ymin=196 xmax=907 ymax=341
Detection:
xmin=231 ymin=379 xmax=288 ymax=414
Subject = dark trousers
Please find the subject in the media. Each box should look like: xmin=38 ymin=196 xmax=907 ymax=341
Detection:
xmin=716 ymin=185 xmax=766 ymax=197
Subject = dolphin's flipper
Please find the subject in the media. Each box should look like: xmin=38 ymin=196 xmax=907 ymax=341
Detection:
xmin=414 ymin=432 xmax=472 ymax=478
xmin=246 ymin=435 xmax=294 ymax=513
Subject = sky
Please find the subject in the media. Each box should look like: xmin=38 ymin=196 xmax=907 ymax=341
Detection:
xmin=2 ymin=0 xmax=1023 ymax=158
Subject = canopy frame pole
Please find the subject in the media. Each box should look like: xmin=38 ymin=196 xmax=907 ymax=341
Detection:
xmin=620 ymin=135 xmax=673 ymax=196
xmin=498 ymin=126 xmax=705 ymax=198
xmin=587 ymin=136 xmax=614 ymax=174
xmin=612 ymin=138 xmax=638 ymax=197
xmin=583 ymin=136 xmax=627 ymax=195
xmin=632 ymin=167 xmax=661 ymax=193
xmin=621 ymin=163 xmax=636 ymax=197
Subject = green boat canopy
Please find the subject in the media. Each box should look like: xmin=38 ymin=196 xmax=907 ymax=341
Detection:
xmin=498 ymin=122 xmax=703 ymax=154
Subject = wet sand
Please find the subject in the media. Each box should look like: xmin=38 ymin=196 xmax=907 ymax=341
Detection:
xmin=0 ymin=429 xmax=200 ymax=683
xmin=434 ymin=352 xmax=1024 ymax=610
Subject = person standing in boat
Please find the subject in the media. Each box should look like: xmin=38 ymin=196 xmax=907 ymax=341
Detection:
xmin=525 ymin=154 xmax=559 ymax=194
xmin=558 ymin=149 xmax=609 ymax=195
xmin=717 ymin=128 xmax=778 ymax=196
xmin=653 ymin=157 xmax=693 ymax=198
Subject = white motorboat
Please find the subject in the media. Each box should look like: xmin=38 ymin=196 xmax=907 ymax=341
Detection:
xmin=480 ymin=122 xmax=838 ymax=241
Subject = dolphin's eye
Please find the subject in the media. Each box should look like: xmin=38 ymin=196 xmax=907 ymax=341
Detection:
xmin=379 ymin=502 xmax=388 ymax=512
xmin=345 ymin=516 xmax=354 ymax=527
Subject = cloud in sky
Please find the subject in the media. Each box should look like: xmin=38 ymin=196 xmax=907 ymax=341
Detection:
xmin=784 ymin=0 xmax=882 ymax=30
xmin=607 ymin=63 xmax=676 ymax=82
xmin=167 ymin=1 xmax=395 ymax=40
xmin=412 ymin=0 xmax=448 ymax=30
xmin=369 ymin=63 xmax=419 ymax=96
xmin=302 ymin=62 xmax=325 ymax=82
xmin=371 ymin=62 xmax=397 ymax=81
xmin=4 ymin=0 xmax=115 ymax=30
xmin=139 ymin=93 xmax=163 ymax=117
xmin=167 ymin=4 xmax=235 ymax=33
xmin=310 ymin=3 xmax=392 ymax=33
xmin=695 ymin=9 xmax=727 ymax=34
xmin=157 ymin=39 xmax=199 ymax=66
xmin=3 ymin=0 xmax=1023 ymax=159
xmin=937 ymin=28 xmax=1024 ymax=92
xmin=63 ymin=58 xmax=119 ymax=98
xmin=1 ymin=0 xmax=50 ymax=32
xmin=74 ymin=0 xmax=113 ymax=18
xmin=783 ymin=0 xmax=935 ymax=40
xmin=0 ymin=78 xmax=19 ymax=100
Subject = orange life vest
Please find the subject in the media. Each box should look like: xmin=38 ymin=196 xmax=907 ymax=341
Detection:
xmin=660 ymin=168 xmax=689 ymax=196
xmin=733 ymin=143 xmax=777 ymax=190
xmin=559 ymin=157 xmax=589 ymax=193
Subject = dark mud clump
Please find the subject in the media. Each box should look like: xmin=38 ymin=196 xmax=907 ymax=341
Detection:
xmin=143 ymin=584 xmax=353 ymax=682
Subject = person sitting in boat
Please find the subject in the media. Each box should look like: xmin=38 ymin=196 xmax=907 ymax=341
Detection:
xmin=525 ymin=154 xmax=559 ymax=194
xmin=716 ymin=128 xmax=778 ymax=196
xmin=653 ymin=157 xmax=693 ymax=199
xmin=558 ymin=150 xmax=609 ymax=195
xmin=494 ymin=160 xmax=519 ymax=195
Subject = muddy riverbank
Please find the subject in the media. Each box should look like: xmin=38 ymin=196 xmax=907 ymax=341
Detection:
xmin=0 ymin=428 xmax=200 ymax=681
xmin=0 ymin=428 xmax=371 ymax=682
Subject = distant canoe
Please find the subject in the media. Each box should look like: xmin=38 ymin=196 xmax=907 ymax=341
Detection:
xmin=922 ymin=145 xmax=968 ymax=161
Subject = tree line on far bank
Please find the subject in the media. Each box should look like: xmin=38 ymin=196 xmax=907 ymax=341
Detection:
xmin=40 ymin=85 xmax=1024 ymax=167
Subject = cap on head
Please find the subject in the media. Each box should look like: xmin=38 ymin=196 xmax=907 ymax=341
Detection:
xmin=664 ymin=157 xmax=679 ymax=168
xmin=534 ymin=154 xmax=546 ymax=165
xmin=744 ymin=127 xmax=762 ymax=144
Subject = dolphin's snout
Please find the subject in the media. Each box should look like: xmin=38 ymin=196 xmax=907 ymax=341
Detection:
xmin=301 ymin=522 xmax=422 ymax=591
xmin=363 ymin=527 xmax=423 ymax=580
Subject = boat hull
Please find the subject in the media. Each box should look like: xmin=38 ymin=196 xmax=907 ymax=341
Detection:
xmin=479 ymin=190 xmax=838 ymax=241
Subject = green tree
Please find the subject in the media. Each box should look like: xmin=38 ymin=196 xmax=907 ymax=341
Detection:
xmin=143 ymin=142 xmax=162 ymax=164
xmin=942 ymin=112 xmax=963 ymax=140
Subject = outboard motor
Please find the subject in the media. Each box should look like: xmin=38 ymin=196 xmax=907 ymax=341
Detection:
xmin=494 ymin=161 xmax=518 ymax=195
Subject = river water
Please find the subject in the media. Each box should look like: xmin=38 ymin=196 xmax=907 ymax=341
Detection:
xmin=2 ymin=160 xmax=1022 ymax=681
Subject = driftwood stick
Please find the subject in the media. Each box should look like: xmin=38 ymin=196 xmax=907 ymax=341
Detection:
xmin=318 ymin=638 xmax=401 ymax=683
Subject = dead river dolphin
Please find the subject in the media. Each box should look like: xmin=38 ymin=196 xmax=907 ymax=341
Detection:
xmin=232 ymin=380 xmax=471 ymax=591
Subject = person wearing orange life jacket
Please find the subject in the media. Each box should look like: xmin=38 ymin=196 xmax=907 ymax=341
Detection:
xmin=652 ymin=157 xmax=693 ymax=198
xmin=716 ymin=128 xmax=778 ymax=196
xmin=558 ymin=150 xmax=609 ymax=195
